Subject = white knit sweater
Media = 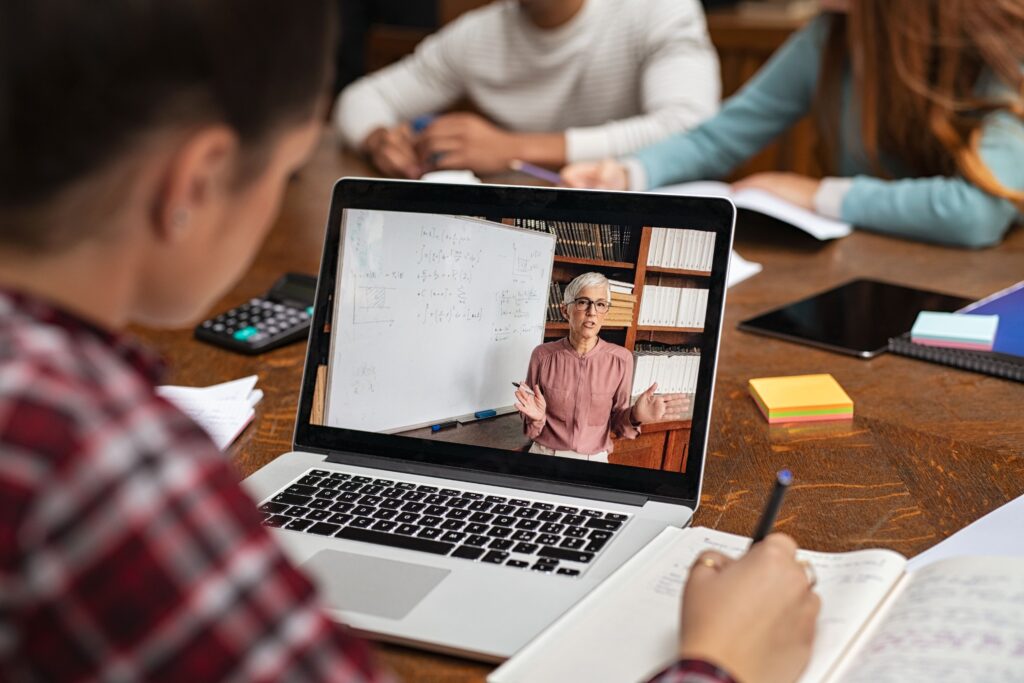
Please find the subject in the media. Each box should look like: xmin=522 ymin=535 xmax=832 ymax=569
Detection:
xmin=334 ymin=0 xmax=720 ymax=162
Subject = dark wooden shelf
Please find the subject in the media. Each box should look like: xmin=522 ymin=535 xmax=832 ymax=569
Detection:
xmin=636 ymin=325 xmax=703 ymax=333
xmin=644 ymin=265 xmax=712 ymax=277
xmin=553 ymin=255 xmax=634 ymax=269
xmin=545 ymin=322 xmax=630 ymax=331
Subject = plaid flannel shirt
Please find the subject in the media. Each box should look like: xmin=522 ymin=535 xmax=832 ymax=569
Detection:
xmin=0 ymin=290 xmax=734 ymax=683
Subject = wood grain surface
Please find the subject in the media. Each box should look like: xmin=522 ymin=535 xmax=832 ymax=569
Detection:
xmin=132 ymin=133 xmax=1024 ymax=681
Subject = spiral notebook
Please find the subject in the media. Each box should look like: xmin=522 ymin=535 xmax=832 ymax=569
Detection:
xmin=888 ymin=280 xmax=1024 ymax=382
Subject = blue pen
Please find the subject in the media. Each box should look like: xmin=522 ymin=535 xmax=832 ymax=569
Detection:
xmin=411 ymin=114 xmax=435 ymax=134
xmin=431 ymin=420 xmax=458 ymax=432
xmin=510 ymin=159 xmax=562 ymax=185
xmin=751 ymin=470 xmax=792 ymax=544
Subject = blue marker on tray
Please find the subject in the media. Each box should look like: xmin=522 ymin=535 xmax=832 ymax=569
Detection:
xmin=474 ymin=409 xmax=497 ymax=420
xmin=431 ymin=420 xmax=458 ymax=432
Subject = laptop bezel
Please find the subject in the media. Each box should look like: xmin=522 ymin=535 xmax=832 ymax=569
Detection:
xmin=292 ymin=178 xmax=734 ymax=507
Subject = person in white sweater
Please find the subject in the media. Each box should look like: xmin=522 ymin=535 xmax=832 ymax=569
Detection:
xmin=335 ymin=0 xmax=720 ymax=178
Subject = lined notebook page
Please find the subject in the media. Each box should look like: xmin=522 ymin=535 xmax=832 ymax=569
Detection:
xmin=490 ymin=527 xmax=906 ymax=683
xmin=833 ymin=556 xmax=1024 ymax=683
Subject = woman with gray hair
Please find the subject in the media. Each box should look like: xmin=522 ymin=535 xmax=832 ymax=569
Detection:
xmin=515 ymin=272 xmax=688 ymax=463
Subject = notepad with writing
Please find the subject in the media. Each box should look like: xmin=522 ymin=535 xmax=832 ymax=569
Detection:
xmin=889 ymin=280 xmax=1024 ymax=382
xmin=157 ymin=375 xmax=263 ymax=450
xmin=489 ymin=527 xmax=1024 ymax=683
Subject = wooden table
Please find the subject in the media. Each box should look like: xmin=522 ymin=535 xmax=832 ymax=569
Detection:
xmin=133 ymin=134 xmax=1024 ymax=681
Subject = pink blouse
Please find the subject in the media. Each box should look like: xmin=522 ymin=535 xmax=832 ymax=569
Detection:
xmin=523 ymin=338 xmax=639 ymax=455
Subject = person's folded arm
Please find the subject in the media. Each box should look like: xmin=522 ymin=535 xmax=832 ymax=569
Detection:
xmin=830 ymin=112 xmax=1024 ymax=248
xmin=334 ymin=18 xmax=470 ymax=150
xmin=565 ymin=0 xmax=720 ymax=162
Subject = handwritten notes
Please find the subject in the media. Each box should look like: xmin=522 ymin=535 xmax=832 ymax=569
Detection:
xmin=157 ymin=376 xmax=262 ymax=450
xmin=836 ymin=557 xmax=1024 ymax=683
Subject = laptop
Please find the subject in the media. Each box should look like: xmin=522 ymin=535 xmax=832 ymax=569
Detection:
xmin=242 ymin=178 xmax=735 ymax=661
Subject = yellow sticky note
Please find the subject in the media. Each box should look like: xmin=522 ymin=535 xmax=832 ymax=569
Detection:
xmin=748 ymin=373 xmax=853 ymax=424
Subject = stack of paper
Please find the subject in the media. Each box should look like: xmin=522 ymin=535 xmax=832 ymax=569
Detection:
xmin=157 ymin=375 xmax=263 ymax=450
xmin=748 ymin=373 xmax=853 ymax=424
xmin=910 ymin=311 xmax=999 ymax=351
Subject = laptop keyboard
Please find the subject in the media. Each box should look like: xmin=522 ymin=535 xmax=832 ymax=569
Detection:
xmin=258 ymin=469 xmax=630 ymax=577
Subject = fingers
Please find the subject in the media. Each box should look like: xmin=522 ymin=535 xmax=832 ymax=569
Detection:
xmin=642 ymin=382 xmax=658 ymax=398
xmin=690 ymin=550 xmax=733 ymax=576
xmin=533 ymin=384 xmax=544 ymax=400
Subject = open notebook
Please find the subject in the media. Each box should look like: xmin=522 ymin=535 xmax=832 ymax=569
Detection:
xmin=490 ymin=527 xmax=1024 ymax=683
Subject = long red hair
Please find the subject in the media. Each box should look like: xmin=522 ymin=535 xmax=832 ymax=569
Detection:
xmin=815 ymin=0 xmax=1024 ymax=207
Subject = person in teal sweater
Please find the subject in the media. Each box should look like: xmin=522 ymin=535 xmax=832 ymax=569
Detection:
xmin=561 ymin=0 xmax=1024 ymax=248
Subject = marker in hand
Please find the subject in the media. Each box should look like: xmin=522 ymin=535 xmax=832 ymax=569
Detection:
xmin=512 ymin=381 xmax=535 ymax=396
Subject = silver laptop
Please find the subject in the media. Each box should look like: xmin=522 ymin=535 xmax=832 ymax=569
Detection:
xmin=243 ymin=178 xmax=735 ymax=661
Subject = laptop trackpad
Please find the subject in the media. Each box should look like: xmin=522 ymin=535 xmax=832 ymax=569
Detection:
xmin=303 ymin=550 xmax=450 ymax=620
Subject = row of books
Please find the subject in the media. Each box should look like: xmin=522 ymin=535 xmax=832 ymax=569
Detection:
xmin=647 ymin=228 xmax=715 ymax=273
xmin=546 ymin=281 xmax=567 ymax=322
xmin=637 ymin=286 xmax=709 ymax=329
xmin=514 ymin=218 xmax=633 ymax=262
xmin=630 ymin=348 xmax=701 ymax=397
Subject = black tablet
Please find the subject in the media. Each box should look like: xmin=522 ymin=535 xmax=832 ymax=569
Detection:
xmin=738 ymin=278 xmax=972 ymax=358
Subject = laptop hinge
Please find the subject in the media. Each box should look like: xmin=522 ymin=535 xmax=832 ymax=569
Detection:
xmin=321 ymin=449 xmax=649 ymax=507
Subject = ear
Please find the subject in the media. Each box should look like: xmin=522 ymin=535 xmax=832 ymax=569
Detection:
xmin=560 ymin=303 xmax=569 ymax=319
xmin=151 ymin=125 xmax=239 ymax=243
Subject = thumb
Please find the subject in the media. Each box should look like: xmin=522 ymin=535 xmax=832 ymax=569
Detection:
xmin=644 ymin=382 xmax=658 ymax=398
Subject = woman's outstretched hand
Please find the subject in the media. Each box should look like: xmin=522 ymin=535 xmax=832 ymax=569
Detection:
xmin=631 ymin=383 xmax=691 ymax=424
xmin=515 ymin=383 xmax=547 ymax=424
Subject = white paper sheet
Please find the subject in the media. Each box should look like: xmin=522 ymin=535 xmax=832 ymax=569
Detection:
xmin=908 ymin=493 xmax=1024 ymax=571
xmin=157 ymin=375 xmax=262 ymax=450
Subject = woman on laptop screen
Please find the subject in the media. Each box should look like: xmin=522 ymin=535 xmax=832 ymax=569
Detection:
xmin=516 ymin=272 xmax=689 ymax=463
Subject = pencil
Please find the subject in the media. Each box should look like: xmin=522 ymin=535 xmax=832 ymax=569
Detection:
xmin=510 ymin=159 xmax=562 ymax=185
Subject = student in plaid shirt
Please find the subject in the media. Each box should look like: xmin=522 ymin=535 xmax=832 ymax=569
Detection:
xmin=0 ymin=1 xmax=819 ymax=681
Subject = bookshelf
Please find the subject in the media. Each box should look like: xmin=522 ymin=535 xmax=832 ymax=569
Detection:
xmin=506 ymin=219 xmax=715 ymax=474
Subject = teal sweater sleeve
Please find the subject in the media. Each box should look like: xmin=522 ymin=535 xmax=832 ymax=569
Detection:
xmin=633 ymin=16 xmax=830 ymax=189
xmin=842 ymin=111 xmax=1024 ymax=248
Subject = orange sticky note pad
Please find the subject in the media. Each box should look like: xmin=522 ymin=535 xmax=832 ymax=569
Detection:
xmin=748 ymin=373 xmax=854 ymax=424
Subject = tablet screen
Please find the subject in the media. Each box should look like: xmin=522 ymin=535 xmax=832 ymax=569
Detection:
xmin=738 ymin=279 xmax=972 ymax=358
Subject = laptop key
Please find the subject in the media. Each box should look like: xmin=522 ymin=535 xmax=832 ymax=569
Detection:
xmin=395 ymin=482 xmax=416 ymax=490
xmin=373 ymin=478 xmax=395 ymax=487
xmin=581 ymin=509 xmax=603 ymax=518
xmin=487 ymin=527 xmax=512 ymax=538
xmin=532 ymin=563 xmax=556 ymax=572
xmin=284 ymin=505 xmax=309 ymax=517
xmin=359 ymin=495 xmax=382 ymax=506
xmin=329 ymin=472 xmax=351 ymax=480
xmin=440 ymin=531 xmax=466 ymax=543
xmin=395 ymin=524 xmax=418 ymax=535
xmin=396 ymin=512 xmax=420 ymax=524
xmin=330 ymin=502 xmax=354 ymax=513
xmin=513 ymin=542 xmax=539 ymax=554
xmin=448 ymin=498 xmax=471 ymax=509
xmin=352 ymin=505 xmax=374 ymax=517
xmin=585 ymin=539 xmax=609 ymax=553
xmin=512 ymin=530 xmax=536 ymax=542
xmin=537 ymin=534 xmax=560 ymax=546
xmin=506 ymin=559 xmax=529 ymax=568
xmin=285 ymin=518 xmax=313 ymax=531
xmin=402 ymin=501 xmax=426 ymax=512
xmin=372 ymin=520 xmax=397 ymax=532
xmin=557 ymin=568 xmax=581 ymax=577
xmin=351 ymin=476 xmax=372 ymax=483
xmin=562 ymin=514 xmax=585 ymax=526
xmin=337 ymin=527 xmax=454 ymax=555
xmin=311 ymin=470 xmax=330 ymax=477
xmin=482 ymin=551 xmax=509 ymax=564
xmin=464 ymin=523 xmax=487 ymax=534
xmin=307 ymin=499 xmax=332 ymax=510
xmin=605 ymin=513 xmax=628 ymax=522
xmin=468 ymin=512 xmax=494 ymax=523
xmin=514 ymin=508 xmax=538 ymax=519
xmin=565 ymin=525 xmax=587 ymax=538
xmin=485 ymin=495 xmax=508 ymax=504
xmin=493 ymin=515 xmax=515 ymax=527
xmin=540 ymin=522 xmax=564 ymax=534
xmin=338 ymin=492 xmax=360 ymax=503
xmin=259 ymin=502 xmax=289 ymax=514
xmin=314 ymin=489 xmax=337 ymax=500
xmin=530 ymin=502 xmax=554 ymax=510
xmin=489 ymin=539 xmax=513 ymax=550
xmin=492 ymin=504 xmax=515 ymax=515
xmin=425 ymin=505 xmax=446 ymax=516
xmin=273 ymin=492 xmax=312 ymax=506
xmin=560 ymin=537 xmax=586 ymax=550
xmin=328 ymin=513 xmax=353 ymax=525
xmin=555 ymin=505 xmax=579 ymax=514
xmin=297 ymin=477 xmax=321 ymax=488
xmin=402 ymin=491 xmax=427 ymax=502
xmin=439 ymin=488 xmax=460 ymax=497
xmin=350 ymin=516 xmax=373 ymax=529
xmin=418 ymin=528 xmax=443 ymax=540
xmin=445 ymin=509 xmax=471 ymax=520
xmin=537 ymin=511 xmax=562 ymax=522
xmin=538 ymin=547 xmax=595 ymax=563
xmin=441 ymin=519 xmax=465 ymax=531
xmin=424 ymin=494 xmax=448 ymax=505
xmin=359 ymin=485 xmax=384 ymax=496
xmin=416 ymin=485 xmax=439 ymax=493
xmin=380 ymin=498 xmax=403 ymax=510
xmin=373 ymin=509 xmax=398 ymax=520
xmin=515 ymin=519 xmax=540 ymax=530
xmin=509 ymin=499 xmax=530 ymax=507
xmin=419 ymin=516 xmax=442 ymax=527
xmin=589 ymin=530 xmax=613 ymax=541
xmin=338 ymin=481 xmax=362 ymax=492
xmin=263 ymin=514 xmax=291 ymax=527
xmin=309 ymin=522 xmax=341 ymax=536
xmin=381 ymin=487 xmax=404 ymax=499
xmin=461 ymin=492 xmax=484 ymax=500
xmin=468 ymin=501 xmax=492 ymax=512
xmin=305 ymin=510 xmax=330 ymax=521
xmin=466 ymin=535 xmax=489 ymax=546
xmin=452 ymin=545 xmax=485 ymax=560
xmin=585 ymin=518 xmax=623 ymax=532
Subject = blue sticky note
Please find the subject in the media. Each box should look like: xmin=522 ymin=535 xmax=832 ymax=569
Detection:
xmin=911 ymin=311 xmax=999 ymax=350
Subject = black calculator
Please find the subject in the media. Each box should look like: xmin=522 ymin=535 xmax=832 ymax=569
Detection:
xmin=194 ymin=273 xmax=318 ymax=354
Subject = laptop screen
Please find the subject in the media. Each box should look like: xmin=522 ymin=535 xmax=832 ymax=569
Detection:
xmin=294 ymin=179 xmax=734 ymax=506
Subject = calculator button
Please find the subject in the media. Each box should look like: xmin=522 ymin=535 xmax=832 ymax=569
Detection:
xmin=233 ymin=326 xmax=259 ymax=341
xmin=305 ymin=307 xmax=314 ymax=315
xmin=213 ymin=324 xmax=225 ymax=332
xmin=201 ymin=320 xmax=213 ymax=328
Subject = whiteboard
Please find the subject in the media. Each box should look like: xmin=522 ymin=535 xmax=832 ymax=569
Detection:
xmin=325 ymin=209 xmax=555 ymax=433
